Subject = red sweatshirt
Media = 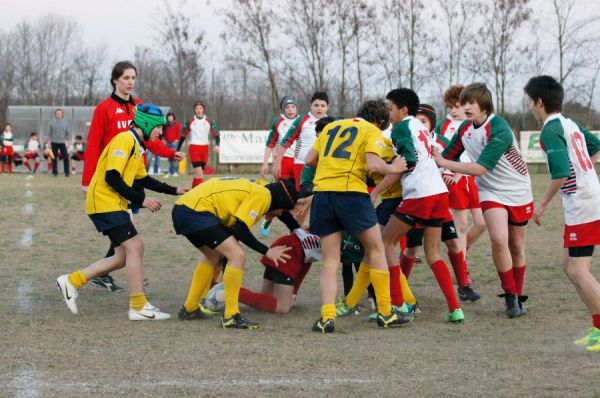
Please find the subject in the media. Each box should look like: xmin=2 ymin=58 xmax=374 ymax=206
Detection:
xmin=82 ymin=93 xmax=176 ymax=187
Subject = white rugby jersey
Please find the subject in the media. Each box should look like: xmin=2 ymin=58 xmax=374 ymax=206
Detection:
xmin=280 ymin=113 xmax=321 ymax=164
xmin=540 ymin=113 xmax=600 ymax=226
xmin=391 ymin=116 xmax=447 ymax=199
xmin=435 ymin=115 xmax=471 ymax=163
xmin=2 ymin=131 xmax=13 ymax=146
xmin=443 ymin=114 xmax=532 ymax=206
xmin=27 ymin=139 xmax=40 ymax=152
xmin=180 ymin=116 xmax=220 ymax=146
xmin=266 ymin=114 xmax=298 ymax=158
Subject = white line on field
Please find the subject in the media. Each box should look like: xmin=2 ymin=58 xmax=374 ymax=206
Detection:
xmin=17 ymin=279 xmax=32 ymax=315
xmin=25 ymin=190 xmax=32 ymax=198
xmin=21 ymin=228 xmax=33 ymax=247
xmin=1 ymin=377 xmax=377 ymax=393
xmin=25 ymin=182 xmax=31 ymax=187
xmin=23 ymin=203 xmax=33 ymax=215
xmin=14 ymin=367 xmax=39 ymax=398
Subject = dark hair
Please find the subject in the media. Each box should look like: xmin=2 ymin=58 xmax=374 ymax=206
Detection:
xmin=4 ymin=123 xmax=11 ymax=129
xmin=460 ymin=83 xmax=494 ymax=114
xmin=357 ymin=99 xmax=390 ymax=129
xmin=55 ymin=108 xmax=63 ymax=114
xmin=315 ymin=116 xmax=337 ymax=135
xmin=166 ymin=112 xmax=176 ymax=120
xmin=30 ymin=132 xmax=37 ymax=137
xmin=311 ymin=91 xmax=329 ymax=105
xmin=386 ymin=88 xmax=420 ymax=116
xmin=75 ymin=135 xmax=83 ymax=140
xmin=267 ymin=179 xmax=298 ymax=211
xmin=110 ymin=61 xmax=137 ymax=89
xmin=417 ymin=103 xmax=437 ymax=129
xmin=524 ymin=75 xmax=563 ymax=113
xmin=443 ymin=85 xmax=464 ymax=107
xmin=194 ymin=101 xmax=206 ymax=110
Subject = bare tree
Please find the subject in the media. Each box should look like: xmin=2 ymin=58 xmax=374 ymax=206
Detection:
xmin=477 ymin=0 xmax=530 ymax=114
xmin=221 ymin=0 xmax=283 ymax=115
xmin=284 ymin=0 xmax=333 ymax=96
xmin=350 ymin=0 xmax=374 ymax=105
xmin=71 ymin=44 xmax=108 ymax=105
xmin=156 ymin=0 xmax=206 ymax=120
xmin=328 ymin=0 xmax=353 ymax=115
xmin=552 ymin=0 xmax=600 ymax=86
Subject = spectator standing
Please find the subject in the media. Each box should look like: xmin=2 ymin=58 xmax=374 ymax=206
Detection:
xmin=48 ymin=109 xmax=71 ymax=177
xmin=163 ymin=112 xmax=182 ymax=177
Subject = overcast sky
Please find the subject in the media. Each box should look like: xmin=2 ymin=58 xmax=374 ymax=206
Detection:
xmin=0 ymin=0 xmax=225 ymax=60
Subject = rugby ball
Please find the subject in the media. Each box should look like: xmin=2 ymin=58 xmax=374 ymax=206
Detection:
xmin=204 ymin=283 xmax=225 ymax=312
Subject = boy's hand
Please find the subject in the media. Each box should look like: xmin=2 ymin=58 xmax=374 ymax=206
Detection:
xmin=260 ymin=162 xmax=269 ymax=179
xmin=533 ymin=202 xmax=546 ymax=226
xmin=172 ymin=151 xmax=186 ymax=161
xmin=265 ymin=245 xmax=291 ymax=267
xmin=213 ymin=145 xmax=220 ymax=154
xmin=432 ymin=147 xmax=446 ymax=167
xmin=392 ymin=155 xmax=407 ymax=173
xmin=176 ymin=187 xmax=189 ymax=195
xmin=142 ymin=197 xmax=162 ymax=212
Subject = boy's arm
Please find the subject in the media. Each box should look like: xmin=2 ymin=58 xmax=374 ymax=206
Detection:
xmin=208 ymin=118 xmax=220 ymax=145
xmin=145 ymin=138 xmax=176 ymax=159
xmin=580 ymin=125 xmax=600 ymax=161
xmin=176 ymin=120 xmax=191 ymax=151
xmin=105 ymin=170 xmax=146 ymax=208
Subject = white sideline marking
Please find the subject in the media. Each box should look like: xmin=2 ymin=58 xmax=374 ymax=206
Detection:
xmin=14 ymin=368 xmax=39 ymax=398
xmin=21 ymin=228 xmax=33 ymax=247
xmin=25 ymin=190 xmax=32 ymax=198
xmin=17 ymin=279 xmax=32 ymax=315
xmin=1 ymin=377 xmax=376 ymax=393
xmin=23 ymin=203 xmax=33 ymax=215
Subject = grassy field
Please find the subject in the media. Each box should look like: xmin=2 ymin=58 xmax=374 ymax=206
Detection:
xmin=0 ymin=171 xmax=599 ymax=397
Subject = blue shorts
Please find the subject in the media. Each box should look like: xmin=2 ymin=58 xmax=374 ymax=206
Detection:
xmin=89 ymin=211 xmax=131 ymax=232
xmin=172 ymin=204 xmax=221 ymax=235
xmin=309 ymin=192 xmax=377 ymax=237
xmin=376 ymin=197 xmax=402 ymax=226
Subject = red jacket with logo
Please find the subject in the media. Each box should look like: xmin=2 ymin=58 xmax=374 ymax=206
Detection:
xmin=82 ymin=93 xmax=176 ymax=186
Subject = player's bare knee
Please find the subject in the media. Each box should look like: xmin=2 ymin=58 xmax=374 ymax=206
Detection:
xmin=124 ymin=236 xmax=144 ymax=255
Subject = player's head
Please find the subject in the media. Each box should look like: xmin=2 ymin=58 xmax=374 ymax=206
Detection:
xmin=524 ymin=75 xmax=563 ymax=121
xmin=315 ymin=116 xmax=337 ymax=137
xmin=194 ymin=101 xmax=205 ymax=117
xmin=4 ymin=123 xmax=11 ymax=131
xmin=30 ymin=132 xmax=37 ymax=139
xmin=443 ymin=85 xmax=465 ymax=120
xmin=416 ymin=103 xmax=437 ymax=131
xmin=166 ymin=112 xmax=176 ymax=122
xmin=75 ymin=135 xmax=83 ymax=141
xmin=386 ymin=88 xmax=420 ymax=125
xmin=310 ymin=91 xmax=329 ymax=118
xmin=266 ymin=179 xmax=298 ymax=214
xmin=55 ymin=109 xmax=64 ymax=119
xmin=460 ymin=82 xmax=494 ymax=120
xmin=133 ymin=103 xmax=166 ymax=141
xmin=111 ymin=61 xmax=137 ymax=95
xmin=280 ymin=96 xmax=298 ymax=119
xmin=357 ymin=99 xmax=390 ymax=130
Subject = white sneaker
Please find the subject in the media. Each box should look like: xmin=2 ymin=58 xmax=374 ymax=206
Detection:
xmin=128 ymin=302 xmax=171 ymax=321
xmin=148 ymin=170 xmax=155 ymax=176
xmin=56 ymin=274 xmax=79 ymax=314
xmin=172 ymin=173 xmax=180 ymax=177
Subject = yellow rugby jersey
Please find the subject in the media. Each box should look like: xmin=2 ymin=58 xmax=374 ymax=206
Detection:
xmin=369 ymin=137 xmax=402 ymax=199
xmin=312 ymin=118 xmax=384 ymax=193
xmin=86 ymin=130 xmax=147 ymax=214
xmin=175 ymin=178 xmax=271 ymax=228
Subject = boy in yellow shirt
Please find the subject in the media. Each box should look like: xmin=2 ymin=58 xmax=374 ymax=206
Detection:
xmin=173 ymin=177 xmax=300 ymax=329
xmin=56 ymin=104 xmax=187 ymax=320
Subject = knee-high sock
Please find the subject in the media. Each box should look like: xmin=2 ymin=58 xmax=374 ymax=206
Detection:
xmin=8 ymin=162 xmax=12 ymax=174
xmin=33 ymin=162 xmax=39 ymax=172
xmin=184 ymin=262 xmax=215 ymax=312
xmin=223 ymin=266 xmax=243 ymax=318
xmin=24 ymin=161 xmax=31 ymax=171
xmin=431 ymin=260 xmax=460 ymax=312
xmin=239 ymin=287 xmax=277 ymax=313
xmin=400 ymin=254 xmax=417 ymax=279
xmin=370 ymin=268 xmax=392 ymax=316
xmin=345 ymin=262 xmax=371 ymax=308
xmin=513 ymin=264 xmax=526 ymax=296
xmin=400 ymin=273 xmax=416 ymax=305
xmin=447 ymin=251 xmax=469 ymax=288
xmin=498 ymin=268 xmax=517 ymax=295
xmin=389 ymin=265 xmax=404 ymax=307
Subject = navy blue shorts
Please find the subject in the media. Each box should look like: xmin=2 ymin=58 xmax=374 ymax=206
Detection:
xmin=309 ymin=192 xmax=377 ymax=237
xmin=376 ymin=197 xmax=402 ymax=226
xmin=89 ymin=211 xmax=131 ymax=232
xmin=172 ymin=204 xmax=221 ymax=235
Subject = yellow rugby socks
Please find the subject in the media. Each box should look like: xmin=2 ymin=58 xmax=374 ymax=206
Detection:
xmin=68 ymin=270 xmax=87 ymax=289
xmin=184 ymin=262 xmax=214 ymax=312
xmin=370 ymin=268 xmax=392 ymax=316
xmin=400 ymin=273 xmax=416 ymax=306
xmin=321 ymin=304 xmax=336 ymax=321
xmin=129 ymin=293 xmax=148 ymax=311
xmin=223 ymin=266 xmax=243 ymax=318
xmin=345 ymin=262 xmax=371 ymax=308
